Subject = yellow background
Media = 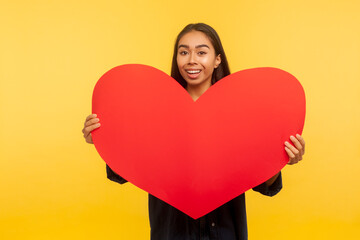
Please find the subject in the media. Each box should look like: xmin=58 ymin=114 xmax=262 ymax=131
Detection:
xmin=1 ymin=0 xmax=359 ymax=239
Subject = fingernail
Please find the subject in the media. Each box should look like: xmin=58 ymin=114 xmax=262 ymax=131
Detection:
xmin=96 ymin=123 xmax=100 ymax=127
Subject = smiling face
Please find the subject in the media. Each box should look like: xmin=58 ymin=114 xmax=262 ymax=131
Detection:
xmin=176 ymin=30 xmax=221 ymax=90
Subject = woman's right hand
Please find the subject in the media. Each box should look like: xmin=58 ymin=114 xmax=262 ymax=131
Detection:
xmin=82 ymin=114 xmax=100 ymax=144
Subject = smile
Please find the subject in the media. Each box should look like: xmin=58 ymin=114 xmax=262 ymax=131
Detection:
xmin=186 ymin=70 xmax=201 ymax=74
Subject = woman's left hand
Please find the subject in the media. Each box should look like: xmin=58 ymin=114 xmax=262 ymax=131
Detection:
xmin=285 ymin=134 xmax=305 ymax=165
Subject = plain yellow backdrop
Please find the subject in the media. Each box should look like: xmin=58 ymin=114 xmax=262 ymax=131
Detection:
xmin=1 ymin=0 xmax=359 ymax=239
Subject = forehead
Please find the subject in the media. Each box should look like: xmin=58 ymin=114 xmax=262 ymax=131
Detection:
xmin=178 ymin=30 xmax=213 ymax=48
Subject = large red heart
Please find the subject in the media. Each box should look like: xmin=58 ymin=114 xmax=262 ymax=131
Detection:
xmin=92 ymin=64 xmax=305 ymax=219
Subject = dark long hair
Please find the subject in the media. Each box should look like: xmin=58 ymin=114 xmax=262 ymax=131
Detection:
xmin=171 ymin=23 xmax=231 ymax=89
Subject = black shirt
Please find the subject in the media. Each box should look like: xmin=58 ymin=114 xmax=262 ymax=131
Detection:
xmin=106 ymin=165 xmax=282 ymax=240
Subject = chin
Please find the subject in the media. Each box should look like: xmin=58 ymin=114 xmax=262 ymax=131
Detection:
xmin=185 ymin=80 xmax=201 ymax=86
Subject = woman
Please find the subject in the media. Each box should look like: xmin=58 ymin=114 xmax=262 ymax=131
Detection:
xmin=82 ymin=23 xmax=305 ymax=240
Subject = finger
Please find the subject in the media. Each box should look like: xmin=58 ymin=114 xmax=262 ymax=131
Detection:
xmin=285 ymin=146 xmax=295 ymax=157
xmin=296 ymin=134 xmax=305 ymax=153
xmin=285 ymin=144 xmax=301 ymax=165
xmin=85 ymin=118 xmax=100 ymax=127
xmin=83 ymin=123 xmax=101 ymax=138
xmin=86 ymin=114 xmax=97 ymax=121
xmin=84 ymin=114 xmax=97 ymax=126
xmin=284 ymin=141 xmax=300 ymax=156
xmin=285 ymin=146 xmax=295 ymax=161
xmin=84 ymin=123 xmax=100 ymax=137
xmin=290 ymin=135 xmax=304 ymax=155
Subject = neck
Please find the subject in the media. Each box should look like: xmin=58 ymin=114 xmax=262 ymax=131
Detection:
xmin=186 ymin=81 xmax=212 ymax=101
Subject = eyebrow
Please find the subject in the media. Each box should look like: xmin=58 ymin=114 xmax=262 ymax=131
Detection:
xmin=178 ymin=44 xmax=210 ymax=49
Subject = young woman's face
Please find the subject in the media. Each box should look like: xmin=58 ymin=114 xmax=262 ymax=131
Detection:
xmin=177 ymin=30 xmax=221 ymax=89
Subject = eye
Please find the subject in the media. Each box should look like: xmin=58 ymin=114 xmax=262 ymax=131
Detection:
xmin=179 ymin=51 xmax=188 ymax=55
xmin=198 ymin=51 xmax=207 ymax=55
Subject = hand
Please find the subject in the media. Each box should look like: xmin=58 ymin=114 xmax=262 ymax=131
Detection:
xmin=82 ymin=114 xmax=100 ymax=144
xmin=284 ymin=134 xmax=305 ymax=165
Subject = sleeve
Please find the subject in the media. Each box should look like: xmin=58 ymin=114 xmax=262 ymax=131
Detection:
xmin=106 ymin=164 xmax=128 ymax=184
xmin=252 ymin=171 xmax=282 ymax=197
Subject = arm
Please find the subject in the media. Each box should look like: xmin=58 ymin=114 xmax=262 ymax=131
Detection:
xmin=106 ymin=164 xmax=128 ymax=184
xmin=253 ymin=134 xmax=306 ymax=196
xmin=265 ymin=172 xmax=280 ymax=186
xmin=252 ymin=171 xmax=282 ymax=197
xmin=82 ymin=114 xmax=128 ymax=185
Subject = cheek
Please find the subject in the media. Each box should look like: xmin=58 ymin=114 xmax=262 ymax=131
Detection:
xmin=176 ymin=57 xmax=186 ymax=77
xmin=201 ymin=56 xmax=216 ymax=68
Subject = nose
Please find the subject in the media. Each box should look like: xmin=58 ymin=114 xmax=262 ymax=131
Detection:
xmin=188 ymin=52 xmax=197 ymax=65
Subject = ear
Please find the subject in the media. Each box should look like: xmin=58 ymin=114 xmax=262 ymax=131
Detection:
xmin=214 ymin=54 xmax=221 ymax=69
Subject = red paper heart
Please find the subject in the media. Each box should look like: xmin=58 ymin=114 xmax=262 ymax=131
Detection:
xmin=92 ymin=64 xmax=305 ymax=219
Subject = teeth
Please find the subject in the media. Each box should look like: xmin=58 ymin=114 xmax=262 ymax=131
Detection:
xmin=186 ymin=70 xmax=201 ymax=74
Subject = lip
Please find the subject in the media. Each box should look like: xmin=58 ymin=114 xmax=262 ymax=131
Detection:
xmin=185 ymin=69 xmax=202 ymax=79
